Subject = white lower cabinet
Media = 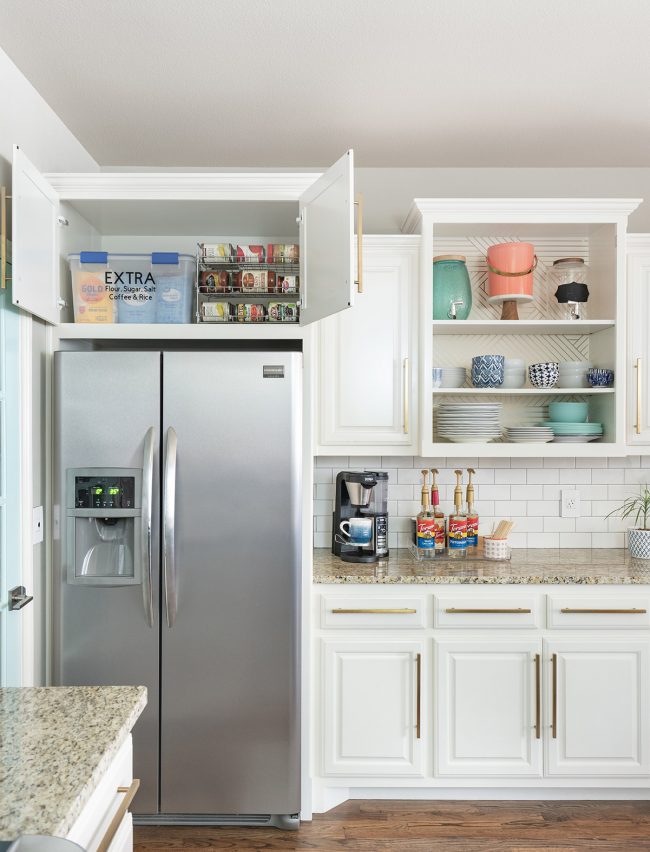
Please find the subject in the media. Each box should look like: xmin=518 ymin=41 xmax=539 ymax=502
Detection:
xmin=545 ymin=638 xmax=650 ymax=777
xmin=322 ymin=639 xmax=424 ymax=777
xmin=66 ymin=735 xmax=136 ymax=852
xmin=435 ymin=638 xmax=542 ymax=777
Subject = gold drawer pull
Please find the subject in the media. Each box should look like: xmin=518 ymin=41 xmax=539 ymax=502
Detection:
xmin=636 ymin=357 xmax=642 ymax=435
xmin=415 ymin=652 xmax=421 ymax=739
xmin=97 ymin=778 xmax=140 ymax=852
xmin=560 ymin=608 xmax=647 ymax=615
xmin=445 ymin=607 xmax=532 ymax=614
xmin=534 ymin=653 xmax=541 ymax=740
xmin=332 ymin=607 xmax=417 ymax=614
xmin=551 ymin=653 xmax=558 ymax=739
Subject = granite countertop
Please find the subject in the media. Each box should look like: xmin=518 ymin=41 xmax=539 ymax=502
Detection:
xmin=314 ymin=548 xmax=650 ymax=584
xmin=0 ymin=685 xmax=147 ymax=840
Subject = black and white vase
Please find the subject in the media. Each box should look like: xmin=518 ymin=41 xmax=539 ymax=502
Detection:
xmin=628 ymin=528 xmax=650 ymax=559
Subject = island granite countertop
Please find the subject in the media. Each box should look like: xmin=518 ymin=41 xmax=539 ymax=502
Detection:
xmin=0 ymin=685 xmax=147 ymax=841
xmin=314 ymin=548 xmax=650 ymax=584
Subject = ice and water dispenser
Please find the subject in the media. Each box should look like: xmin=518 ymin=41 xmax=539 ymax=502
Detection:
xmin=65 ymin=469 xmax=142 ymax=585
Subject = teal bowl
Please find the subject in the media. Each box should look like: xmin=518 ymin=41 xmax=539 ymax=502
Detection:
xmin=548 ymin=401 xmax=589 ymax=423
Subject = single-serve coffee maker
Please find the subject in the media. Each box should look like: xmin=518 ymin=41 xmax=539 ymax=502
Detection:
xmin=332 ymin=470 xmax=389 ymax=563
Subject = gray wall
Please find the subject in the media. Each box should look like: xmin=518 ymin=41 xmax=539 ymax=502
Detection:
xmin=0 ymin=46 xmax=97 ymax=684
xmin=355 ymin=168 xmax=650 ymax=234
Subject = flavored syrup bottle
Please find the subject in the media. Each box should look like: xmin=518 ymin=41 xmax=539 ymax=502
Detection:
xmin=416 ymin=469 xmax=436 ymax=553
xmin=430 ymin=468 xmax=447 ymax=553
xmin=466 ymin=467 xmax=479 ymax=549
xmin=448 ymin=470 xmax=468 ymax=558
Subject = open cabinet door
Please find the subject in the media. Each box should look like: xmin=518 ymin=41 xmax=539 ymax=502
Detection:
xmin=299 ymin=149 xmax=354 ymax=325
xmin=12 ymin=145 xmax=62 ymax=324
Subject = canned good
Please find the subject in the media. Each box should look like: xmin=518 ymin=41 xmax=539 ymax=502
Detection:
xmin=268 ymin=302 xmax=298 ymax=322
xmin=200 ymin=270 xmax=230 ymax=292
xmin=236 ymin=304 xmax=267 ymax=323
xmin=234 ymin=244 xmax=265 ymax=263
xmin=239 ymin=270 xmax=276 ymax=292
xmin=201 ymin=302 xmax=230 ymax=322
xmin=201 ymin=243 xmax=231 ymax=262
xmin=277 ymin=275 xmax=298 ymax=293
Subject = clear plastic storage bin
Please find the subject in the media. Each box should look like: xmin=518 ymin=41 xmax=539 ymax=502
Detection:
xmin=68 ymin=252 xmax=196 ymax=323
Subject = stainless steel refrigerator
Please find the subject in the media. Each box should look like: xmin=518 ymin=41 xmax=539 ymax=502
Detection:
xmin=53 ymin=349 xmax=301 ymax=828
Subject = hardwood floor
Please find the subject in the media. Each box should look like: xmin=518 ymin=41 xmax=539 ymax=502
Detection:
xmin=134 ymin=800 xmax=650 ymax=851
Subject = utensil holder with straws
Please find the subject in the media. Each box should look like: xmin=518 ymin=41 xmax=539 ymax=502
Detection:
xmin=483 ymin=520 xmax=514 ymax=560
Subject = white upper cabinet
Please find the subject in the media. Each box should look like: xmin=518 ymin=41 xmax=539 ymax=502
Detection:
xmin=12 ymin=145 xmax=63 ymax=324
xmin=316 ymin=236 xmax=419 ymax=453
xmin=299 ymin=149 xmax=355 ymax=325
xmin=626 ymin=236 xmax=650 ymax=444
xmin=12 ymin=146 xmax=355 ymax=329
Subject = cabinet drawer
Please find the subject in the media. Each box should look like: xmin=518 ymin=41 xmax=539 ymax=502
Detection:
xmin=67 ymin=734 xmax=136 ymax=852
xmin=547 ymin=593 xmax=650 ymax=629
xmin=321 ymin=595 xmax=426 ymax=628
xmin=435 ymin=594 xmax=541 ymax=629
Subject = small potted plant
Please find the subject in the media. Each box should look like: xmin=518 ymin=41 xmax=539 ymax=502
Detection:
xmin=606 ymin=485 xmax=650 ymax=559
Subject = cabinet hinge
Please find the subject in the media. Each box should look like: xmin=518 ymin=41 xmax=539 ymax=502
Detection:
xmin=57 ymin=215 xmax=69 ymax=227
xmin=56 ymin=298 xmax=67 ymax=309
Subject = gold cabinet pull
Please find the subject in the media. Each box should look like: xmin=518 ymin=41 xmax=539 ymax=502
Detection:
xmin=534 ymin=653 xmax=541 ymax=740
xmin=354 ymin=194 xmax=363 ymax=293
xmin=444 ymin=607 xmax=532 ymax=614
xmin=560 ymin=608 xmax=647 ymax=615
xmin=415 ymin=652 xmax=421 ymax=739
xmin=636 ymin=358 xmax=642 ymax=435
xmin=1 ymin=186 xmax=11 ymax=290
xmin=97 ymin=778 xmax=140 ymax=852
xmin=403 ymin=357 xmax=409 ymax=434
xmin=332 ymin=607 xmax=417 ymax=614
xmin=551 ymin=653 xmax=558 ymax=739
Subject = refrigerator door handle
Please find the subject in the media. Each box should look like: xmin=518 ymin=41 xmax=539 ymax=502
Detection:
xmin=163 ymin=426 xmax=178 ymax=627
xmin=141 ymin=426 xmax=156 ymax=627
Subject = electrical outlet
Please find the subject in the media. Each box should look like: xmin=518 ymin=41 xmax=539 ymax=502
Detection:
xmin=32 ymin=505 xmax=44 ymax=544
xmin=561 ymin=490 xmax=581 ymax=518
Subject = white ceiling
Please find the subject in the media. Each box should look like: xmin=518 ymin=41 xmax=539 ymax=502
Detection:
xmin=2 ymin=0 xmax=650 ymax=168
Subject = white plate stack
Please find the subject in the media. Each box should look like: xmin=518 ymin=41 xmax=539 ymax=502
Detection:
xmin=505 ymin=425 xmax=555 ymax=443
xmin=436 ymin=403 xmax=503 ymax=443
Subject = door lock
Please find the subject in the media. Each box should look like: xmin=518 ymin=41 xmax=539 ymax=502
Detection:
xmin=9 ymin=585 xmax=33 ymax=611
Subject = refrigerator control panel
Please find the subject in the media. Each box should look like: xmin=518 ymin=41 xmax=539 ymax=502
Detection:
xmin=75 ymin=475 xmax=136 ymax=509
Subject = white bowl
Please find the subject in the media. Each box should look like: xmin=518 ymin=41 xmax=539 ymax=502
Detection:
xmin=502 ymin=375 xmax=526 ymax=388
xmin=559 ymin=361 xmax=591 ymax=370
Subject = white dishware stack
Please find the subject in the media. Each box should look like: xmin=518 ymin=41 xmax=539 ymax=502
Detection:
xmin=504 ymin=425 xmax=555 ymax=443
xmin=436 ymin=402 xmax=502 ymax=442
xmin=436 ymin=366 xmax=467 ymax=388
xmin=502 ymin=358 xmax=526 ymax=389
xmin=557 ymin=361 xmax=591 ymax=389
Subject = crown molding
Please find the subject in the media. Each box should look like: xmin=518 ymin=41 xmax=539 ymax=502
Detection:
xmin=43 ymin=171 xmax=322 ymax=201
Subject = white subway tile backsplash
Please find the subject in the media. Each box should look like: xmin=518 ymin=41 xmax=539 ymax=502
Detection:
xmin=510 ymin=457 xmax=543 ymax=468
xmin=560 ymin=468 xmax=591 ymax=484
xmin=478 ymin=484 xmax=512 ymax=501
xmin=527 ymin=500 xmax=560 ymax=517
xmin=592 ymin=468 xmax=625 ymax=484
xmin=560 ymin=532 xmax=592 ymax=548
xmin=529 ymin=532 xmax=559 ymax=548
xmin=527 ymin=468 xmax=560 ymax=484
xmin=544 ymin=517 xmax=576 ymax=533
xmin=313 ymin=456 xmax=650 ymax=549
xmin=591 ymin=532 xmax=626 ymax=548
xmin=494 ymin=468 xmax=527 ymax=485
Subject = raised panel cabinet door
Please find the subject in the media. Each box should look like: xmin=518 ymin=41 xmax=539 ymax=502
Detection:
xmin=627 ymin=250 xmax=650 ymax=444
xmin=436 ymin=639 xmax=542 ymax=777
xmin=317 ymin=238 xmax=418 ymax=450
xmin=545 ymin=639 xmax=650 ymax=776
xmin=322 ymin=639 xmax=424 ymax=777
xmin=11 ymin=144 xmax=62 ymax=324
xmin=299 ymin=149 xmax=354 ymax=325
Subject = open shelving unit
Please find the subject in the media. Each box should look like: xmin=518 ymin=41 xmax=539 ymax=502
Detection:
xmin=403 ymin=198 xmax=641 ymax=457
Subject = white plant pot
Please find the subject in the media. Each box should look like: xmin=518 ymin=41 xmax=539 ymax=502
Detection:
xmin=628 ymin=528 xmax=650 ymax=559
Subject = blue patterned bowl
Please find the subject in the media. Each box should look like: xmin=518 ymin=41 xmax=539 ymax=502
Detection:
xmin=528 ymin=362 xmax=559 ymax=388
xmin=587 ymin=368 xmax=614 ymax=387
xmin=472 ymin=355 xmax=505 ymax=388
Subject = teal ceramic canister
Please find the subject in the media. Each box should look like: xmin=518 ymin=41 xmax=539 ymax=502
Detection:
xmin=432 ymin=254 xmax=472 ymax=320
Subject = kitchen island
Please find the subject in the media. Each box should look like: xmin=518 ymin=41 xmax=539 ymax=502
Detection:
xmin=311 ymin=548 xmax=650 ymax=813
xmin=0 ymin=686 xmax=146 ymax=846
